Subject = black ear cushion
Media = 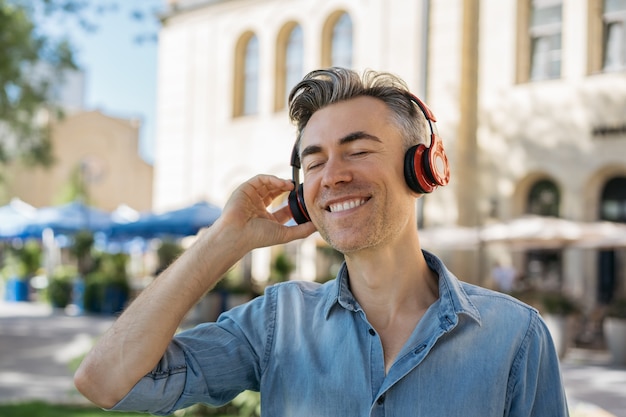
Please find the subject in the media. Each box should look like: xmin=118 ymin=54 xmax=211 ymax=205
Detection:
xmin=288 ymin=183 xmax=310 ymax=224
xmin=404 ymin=145 xmax=436 ymax=194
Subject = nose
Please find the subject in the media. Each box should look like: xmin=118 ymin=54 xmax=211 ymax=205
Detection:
xmin=320 ymin=155 xmax=352 ymax=188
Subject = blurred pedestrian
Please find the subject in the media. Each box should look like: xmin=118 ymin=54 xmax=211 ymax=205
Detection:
xmin=492 ymin=261 xmax=517 ymax=293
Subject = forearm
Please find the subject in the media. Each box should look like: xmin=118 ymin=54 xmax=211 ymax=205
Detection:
xmin=74 ymin=219 xmax=249 ymax=409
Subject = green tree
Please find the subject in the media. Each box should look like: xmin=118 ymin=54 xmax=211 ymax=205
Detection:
xmin=0 ymin=0 xmax=79 ymax=168
xmin=0 ymin=0 xmax=160 ymax=173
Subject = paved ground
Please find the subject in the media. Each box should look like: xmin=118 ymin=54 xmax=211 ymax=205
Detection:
xmin=1 ymin=301 xmax=625 ymax=416
xmin=562 ymin=349 xmax=626 ymax=417
xmin=0 ymin=301 xmax=114 ymax=404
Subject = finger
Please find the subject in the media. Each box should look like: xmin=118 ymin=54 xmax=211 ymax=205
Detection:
xmin=279 ymin=221 xmax=317 ymax=243
xmin=252 ymin=175 xmax=293 ymax=200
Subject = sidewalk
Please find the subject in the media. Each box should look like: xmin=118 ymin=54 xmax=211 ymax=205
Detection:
xmin=1 ymin=301 xmax=625 ymax=416
xmin=0 ymin=301 xmax=115 ymax=404
xmin=562 ymin=348 xmax=626 ymax=417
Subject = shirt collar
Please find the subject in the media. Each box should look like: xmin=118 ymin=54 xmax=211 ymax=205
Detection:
xmin=323 ymin=250 xmax=481 ymax=326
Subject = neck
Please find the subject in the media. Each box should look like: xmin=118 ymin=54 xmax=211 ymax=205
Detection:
xmin=344 ymin=239 xmax=439 ymax=330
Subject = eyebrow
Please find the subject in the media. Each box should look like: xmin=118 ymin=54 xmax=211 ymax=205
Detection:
xmin=299 ymin=131 xmax=382 ymax=161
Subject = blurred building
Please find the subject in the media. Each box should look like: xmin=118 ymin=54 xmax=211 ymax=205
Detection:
xmin=1 ymin=58 xmax=153 ymax=213
xmin=3 ymin=109 xmax=153 ymax=212
xmin=154 ymin=0 xmax=626 ymax=308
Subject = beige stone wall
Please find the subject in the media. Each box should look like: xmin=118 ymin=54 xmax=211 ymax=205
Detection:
xmin=4 ymin=110 xmax=153 ymax=212
xmin=153 ymin=0 xmax=431 ymax=211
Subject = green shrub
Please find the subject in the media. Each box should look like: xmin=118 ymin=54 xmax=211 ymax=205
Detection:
xmin=84 ymin=253 xmax=130 ymax=315
xmin=47 ymin=265 xmax=77 ymax=308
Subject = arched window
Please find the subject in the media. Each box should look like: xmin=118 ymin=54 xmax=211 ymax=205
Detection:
xmin=322 ymin=11 xmax=353 ymax=68
xmin=525 ymin=178 xmax=562 ymax=293
xmin=331 ymin=13 xmax=353 ymax=68
xmin=275 ymin=23 xmax=304 ymax=111
xmin=285 ymin=25 xmax=304 ymax=104
xmin=234 ymin=33 xmax=259 ymax=117
xmin=597 ymin=176 xmax=626 ymax=304
xmin=243 ymin=35 xmax=260 ymax=115
xmin=600 ymin=176 xmax=626 ymax=222
xmin=526 ymin=179 xmax=560 ymax=216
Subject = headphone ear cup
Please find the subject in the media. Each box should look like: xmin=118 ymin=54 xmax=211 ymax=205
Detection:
xmin=404 ymin=144 xmax=436 ymax=194
xmin=288 ymin=183 xmax=311 ymax=224
xmin=426 ymin=134 xmax=450 ymax=187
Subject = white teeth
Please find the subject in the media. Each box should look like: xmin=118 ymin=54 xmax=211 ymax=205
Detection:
xmin=329 ymin=199 xmax=366 ymax=213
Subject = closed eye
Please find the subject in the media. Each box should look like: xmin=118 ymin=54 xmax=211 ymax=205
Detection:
xmin=304 ymin=160 xmax=325 ymax=172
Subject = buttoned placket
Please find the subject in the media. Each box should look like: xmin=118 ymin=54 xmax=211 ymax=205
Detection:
xmin=364 ymin=309 xmax=457 ymax=417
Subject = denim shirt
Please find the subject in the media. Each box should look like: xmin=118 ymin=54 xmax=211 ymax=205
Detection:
xmin=112 ymin=251 xmax=569 ymax=416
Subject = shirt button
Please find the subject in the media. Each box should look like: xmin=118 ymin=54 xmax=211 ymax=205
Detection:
xmin=377 ymin=395 xmax=385 ymax=405
xmin=368 ymin=328 xmax=376 ymax=336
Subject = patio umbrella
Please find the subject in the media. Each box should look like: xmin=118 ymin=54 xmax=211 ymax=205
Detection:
xmin=479 ymin=215 xmax=585 ymax=249
xmin=0 ymin=198 xmax=38 ymax=240
xmin=418 ymin=225 xmax=481 ymax=250
xmin=109 ymin=201 xmax=221 ymax=240
xmin=413 ymin=216 xmax=626 ymax=251
xmin=20 ymin=201 xmax=113 ymax=238
xmin=574 ymin=221 xmax=626 ymax=249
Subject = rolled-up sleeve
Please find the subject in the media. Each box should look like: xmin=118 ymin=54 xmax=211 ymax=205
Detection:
xmin=109 ymin=338 xmax=188 ymax=415
xmin=110 ymin=294 xmax=272 ymax=416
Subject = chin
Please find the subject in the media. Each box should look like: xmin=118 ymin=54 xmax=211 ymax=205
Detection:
xmin=324 ymin=234 xmax=377 ymax=255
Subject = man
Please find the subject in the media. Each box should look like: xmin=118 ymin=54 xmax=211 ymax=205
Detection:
xmin=75 ymin=68 xmax=569 ymax=416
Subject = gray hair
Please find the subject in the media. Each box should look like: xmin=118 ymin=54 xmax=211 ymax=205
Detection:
xmin=288 ymin=67 xmax=428 ymax=155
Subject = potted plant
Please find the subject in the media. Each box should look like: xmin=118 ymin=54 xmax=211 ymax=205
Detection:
xmin=47 ymin=265 xmax=77 ymax=309
xmin=2 ymin=240 xmax=42 ymax=302
xmin=84 ymin=252 xmax=130 ymax=315
xmin=68 ymin=230 xmax=95 ymax=313
xmin=604 ymin=298 xmax=626 ymax=366
xmin=538 ymin=291 xmax=580 ymax=359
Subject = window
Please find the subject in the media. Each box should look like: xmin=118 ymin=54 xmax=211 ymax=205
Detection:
xmin=527 ymin=179 xmax=560 ymax=216
xmin=275 ymin=23 xmax=304 ymax=111
xmin=598 ymin=176 xmax=626 ymax=304
xmin=234 ymin=33 xmax=259 ymax=117
xmin=285 ymin=25 xmax=304 ymax=105
xmin=529 ymin=0 xmax=562 ymax=80
xmin=603 ymin=0 xmax=626 ymax=71
xmin=322 ymin=11 xmax=353 ymax=68
xmin=600 ymin=176 xmax=626 ymax=222
xmin=243 ymin=35 xmax=260 ymax=115
xmin=525 ymin=178 xmax=562 ymax=292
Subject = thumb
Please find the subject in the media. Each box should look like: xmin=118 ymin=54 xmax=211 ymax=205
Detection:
xmin=281 ymin=221 xmax=317 ymax=243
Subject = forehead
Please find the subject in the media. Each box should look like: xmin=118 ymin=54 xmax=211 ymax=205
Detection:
xmin=300 ymin=96 xmax=395 ymax=147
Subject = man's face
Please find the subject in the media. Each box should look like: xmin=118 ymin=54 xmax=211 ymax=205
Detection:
xmin=299 ymin=96 xmax=417 ymax=254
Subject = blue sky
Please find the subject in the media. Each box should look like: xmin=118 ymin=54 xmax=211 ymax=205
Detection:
xmin=54 ymin=1 xmax=164 ymax=164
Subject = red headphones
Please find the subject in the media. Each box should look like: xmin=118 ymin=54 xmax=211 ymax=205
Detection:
xmin=288 ymin=94 xmax=450 ymax=224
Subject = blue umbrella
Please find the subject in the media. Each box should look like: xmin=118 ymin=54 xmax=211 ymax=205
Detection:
xmin=109 ymin=201 xmax=221 ymax=240
xmin=0 ymin=198 xmax=38 ymax=240
xmin=21 ymin=201 xmax=113 ymax=238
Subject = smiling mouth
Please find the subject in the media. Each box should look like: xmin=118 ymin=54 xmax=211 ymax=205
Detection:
xmin=327 ymin=198 xmax=369 ymax=213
